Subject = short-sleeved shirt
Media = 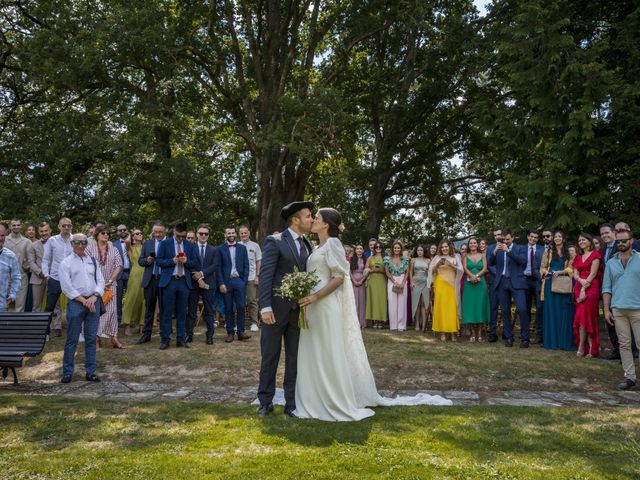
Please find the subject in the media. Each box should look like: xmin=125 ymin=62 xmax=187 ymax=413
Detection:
xmin=242 ymin=240 xmax=262 ymax=281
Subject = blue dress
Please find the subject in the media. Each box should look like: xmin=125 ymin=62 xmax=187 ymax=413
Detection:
xmin=543 ymin=258 xmax=575 ymax=351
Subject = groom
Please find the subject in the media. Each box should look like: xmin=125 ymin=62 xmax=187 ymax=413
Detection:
xmin=257 ymin=201 xmax=314 ymax=416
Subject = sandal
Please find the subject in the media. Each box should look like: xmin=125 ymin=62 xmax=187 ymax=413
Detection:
xmin=469 ymin=336 xmax=476 ymax=343
xmin=440 ymin=334 xmax=446 ymax=342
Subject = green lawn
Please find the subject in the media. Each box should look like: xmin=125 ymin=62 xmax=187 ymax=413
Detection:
xmin=1 ymin=395 xmax=638 ymax=479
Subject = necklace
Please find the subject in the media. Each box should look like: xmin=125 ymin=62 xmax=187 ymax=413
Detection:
xmin=98 ymin=243 xmax=108 ymax=266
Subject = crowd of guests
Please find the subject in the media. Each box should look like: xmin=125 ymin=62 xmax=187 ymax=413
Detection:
xmin=1 ymin=217 xmax=639 ymax=390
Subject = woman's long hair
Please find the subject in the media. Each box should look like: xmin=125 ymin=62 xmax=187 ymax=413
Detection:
xmin=551 ymin=230 xmax=570 ymax=261
xmin=350 ymin=244 xmax=364 ymax=271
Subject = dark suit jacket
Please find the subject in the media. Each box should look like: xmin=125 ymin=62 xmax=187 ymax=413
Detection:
xmin=138 ymin=239 xmax=163 ymax=289
xmin=156 ymin=237 xmax=199 ymax=289
xmin=194 ymin=243 xmax=218 ymax=290
xmin=487 ymin=242 xmax=527 ymax=290
xmin=258 ymin=230 xmax=312 ymax=322
xmin=486 ymin=243 xmax=498 ymax=281
xmin=216 ymin=243 xmax=249 ymax=287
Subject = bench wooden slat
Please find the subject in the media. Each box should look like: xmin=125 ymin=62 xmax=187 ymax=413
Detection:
xmin=0 ymin=312 xmax=51 ymax=384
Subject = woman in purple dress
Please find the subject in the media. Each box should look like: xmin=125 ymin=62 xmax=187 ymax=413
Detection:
xmin=350 ymin=245 xmax=367 ymax=328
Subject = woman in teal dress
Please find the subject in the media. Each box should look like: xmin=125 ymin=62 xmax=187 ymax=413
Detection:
xmin=461 ymin=238 xmax=489 ymax=341
xmin=540 ymin=231 xmax=575 ymax=351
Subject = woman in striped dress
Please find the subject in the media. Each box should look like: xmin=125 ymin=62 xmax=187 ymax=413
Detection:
xmin=87 ymin=225 xmax=124 ymax=349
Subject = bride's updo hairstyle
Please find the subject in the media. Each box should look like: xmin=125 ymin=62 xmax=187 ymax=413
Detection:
xmin=318 ymin=208 xmax=343 ymax=238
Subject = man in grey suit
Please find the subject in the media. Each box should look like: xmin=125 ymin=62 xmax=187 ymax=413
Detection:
xmin=28 ymin=222 xmax=52 ymax=313
xmin=257 ymin=201 xmax=314 ymax=417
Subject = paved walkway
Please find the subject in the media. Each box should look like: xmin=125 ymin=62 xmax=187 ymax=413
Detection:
xmin=2 ymin=380 xmax=640 ymax=407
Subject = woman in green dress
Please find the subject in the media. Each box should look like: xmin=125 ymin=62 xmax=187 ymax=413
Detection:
xmin=122 ymin=229 xmax=146 ymax=336
xmin=461 ymin=238 xmax=489 ymax=342
xmin=409 ymin=245 xmax=430 ymax=332
xmin=365 ymin=242 xmax=388 ymax=328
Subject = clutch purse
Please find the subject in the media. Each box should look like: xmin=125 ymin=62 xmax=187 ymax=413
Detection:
xmin=101 ymin=287 xmax=116 ymax=305
xmin=551 ymin=275 xmax=573 ymax=294
xmin=392 ymin=284 xmax=404 ymax=294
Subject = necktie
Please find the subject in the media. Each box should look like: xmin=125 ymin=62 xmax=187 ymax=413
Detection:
xmin=504 ymin=250 xmax=509 ymax=278
xmin=529 ymin=246 xmax=535 ymax=276
xmin=298 ymin=237 xmax=308 ymax=265
xmin=200 ymin=244 xmax=205 ymax=262
xmin=153 ymin=242 xmax=159 ymax=275
xmin=177 ymin=242 xmax=184 ymax=277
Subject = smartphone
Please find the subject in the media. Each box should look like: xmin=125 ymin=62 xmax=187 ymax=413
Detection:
xmin=178 ymin=252 xmax=185 ymax=258
xmin=149 ymin=252 xmax=156 ymax=258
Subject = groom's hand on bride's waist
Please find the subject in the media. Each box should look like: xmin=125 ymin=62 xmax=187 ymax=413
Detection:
xmin=261 ymin=311 xmax=276 ymax=325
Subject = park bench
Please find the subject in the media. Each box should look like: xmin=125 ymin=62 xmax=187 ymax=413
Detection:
xmin=0 ymin=312 xmax=52 ymax=385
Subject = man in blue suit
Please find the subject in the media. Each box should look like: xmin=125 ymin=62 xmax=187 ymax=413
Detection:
xmin=187 ymin=224 xmax=217 ymax=345
xmin=157 ymin=220 xmax=199 ymax=350
xmin=523 ymin=230 xmax=545 ymax=344
xmin=136 ymin=221 xmax=165 ymax=344
xmin=488 ymin=228 xmax=531 ymax=347
xmin=485 ymin=227 xmax=503 ymax=342
xmin=217 ymin=227 xmax=250 ymax=343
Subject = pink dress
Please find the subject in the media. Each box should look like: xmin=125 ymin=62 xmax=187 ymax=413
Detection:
xmin=86 ymin=243 xmax=122 ymax=338
xmin=572 ymin=250 xmax=602 ymax=356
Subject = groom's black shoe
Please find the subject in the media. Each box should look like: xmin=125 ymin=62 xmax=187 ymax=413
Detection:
xmin=284 ymin=406 xmax=297 ymax=418
xmin=257 ymin=403 xmax=274 ymax=416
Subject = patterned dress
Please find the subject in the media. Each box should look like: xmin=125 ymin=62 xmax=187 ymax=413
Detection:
xmin=86 ymin=242 xmax=122 ymax=338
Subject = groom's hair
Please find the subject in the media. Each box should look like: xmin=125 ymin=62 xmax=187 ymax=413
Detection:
xmin=287 ymin=211 xmax=302 ymax=226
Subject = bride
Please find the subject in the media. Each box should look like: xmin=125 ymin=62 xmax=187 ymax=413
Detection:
xmin=294 ymin=208 xmax=451 ymax=422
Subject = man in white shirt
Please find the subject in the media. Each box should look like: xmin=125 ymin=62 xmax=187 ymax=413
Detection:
xmin=240 ymin=225 xmax=262 ymax=332
xmin=4 ymin=218 xmax=31 ymax=312
xmin=58 ymin=234 xmax=105 ymax=383
xmin=43 ymin=217 xmax=74 ymax=335
xmin=0 ymin=223 xmax=21 ymax=311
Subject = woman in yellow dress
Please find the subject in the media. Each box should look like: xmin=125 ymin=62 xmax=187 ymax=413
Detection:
xmin=122 ymin=229 xmax=146 ymax=336
xmin=427 ymin=239 xmax=463 ymax=341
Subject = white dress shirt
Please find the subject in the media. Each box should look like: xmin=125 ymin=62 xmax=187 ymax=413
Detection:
xmin=42 ymin=234 xmax=73 ymax=280
xmin=172 ymin=238 xmax=184 ymax=276
xmin=59 ymin=252 xmax=105 ymax=300
xmin=228 ymin=243 xmax=239 ymax=278
xmin=524 ymin=244 xmax=535 ymax=276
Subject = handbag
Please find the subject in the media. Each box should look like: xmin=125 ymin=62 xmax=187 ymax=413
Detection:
xmin=101 ymin=287 xmax=116 ymax=305
xmin=392 ymin=284 xmax=404 ymax=294
xmin=551 ymin=275 xmax=573 ymax=294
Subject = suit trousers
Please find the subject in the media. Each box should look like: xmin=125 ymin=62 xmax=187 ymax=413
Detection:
xmin=45 ymin=278 xmax=63 ymax=334
xmin=524 ymin=276 xmax=543 ymax=340
xmin=142 ymin=276 xmax=162 ymax=336
xmin=257 ymin=307 xmax=300 ymax=409
xmin=8 ymin=272 xmax=29 ymax=312
xmin=187 ymin=287 xmax=215 ymax=339
xmin=488 ymin=278 xmax=499 ymax=337
xmin=116 ymin=270 xmax=130 ymax=324
xmin=224 ymin=277 xmax=247 ymax=334
xmin=160 ymin=277 xmax=189 ymax=343
xmin=497 ymin=277 xmax=530 ymax=341
xmin=245 ymin=282 xmax=259 ymax=325
xmin=31 ymin=283 xmax=46 ymax=313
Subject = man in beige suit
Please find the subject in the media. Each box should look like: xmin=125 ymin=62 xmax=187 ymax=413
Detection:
xmin=4 ymin=218 xmax=31 ymax=312
xmin=28 ymin=222 xmax=52 ymax=313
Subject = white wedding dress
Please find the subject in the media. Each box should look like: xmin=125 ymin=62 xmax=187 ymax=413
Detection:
xmin=293 ymin=237 xmax=452 ymax=422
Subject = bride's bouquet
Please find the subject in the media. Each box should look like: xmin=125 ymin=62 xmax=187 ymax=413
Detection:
xmin=276 ymin=267 xmax=320 ymax=329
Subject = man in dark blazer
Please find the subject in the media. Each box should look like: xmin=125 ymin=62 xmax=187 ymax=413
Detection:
xmin=523 ymin=230 xmax=545 ymax=344
xmin=217 ymin=227 xmax=250 ymax=343
xmin=136 ymin=221 xmax=166 ymax=344
xmin=485 ymin=227 xmax=503 ymax=342
xmin=488 ymin=228 xmax=531 ymax=347
xmin=257 ymin=201 xmax=314 ymax=417
xmin=187 ymin=224 xmax=217 ymax=345
xmin=157 ymin=220 xmax=199 ymax=350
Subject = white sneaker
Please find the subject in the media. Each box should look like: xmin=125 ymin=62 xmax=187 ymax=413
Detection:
xmin=78 ymin=333 xmax=85 ymax=343
xmin=250 ymin=323 xmax=259 ymax=332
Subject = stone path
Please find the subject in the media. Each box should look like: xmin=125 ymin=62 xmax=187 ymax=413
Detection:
xmin=2 ymin=381 xmax=640 ymax=407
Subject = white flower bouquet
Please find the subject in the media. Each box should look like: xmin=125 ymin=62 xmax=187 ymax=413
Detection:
xmin=276 ymin=267 xmax=320 ymax=329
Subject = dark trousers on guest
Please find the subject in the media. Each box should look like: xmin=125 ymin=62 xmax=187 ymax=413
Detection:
xmin=257 ymin=307 xmax=300 ymax=409
xmin=188 ymin=287 xmax=215 ymax=339
xmin=224 ymin=277 xmax=247 ymax=334
xmin=44 ymin=278 xmax=63 ymax=335
xmin=488 ymin=277 xmax=499 ymax=337
xmin=160 ymin=277 xmax=189 ymax=343
xmin=496 ymin=278 xmax=530 ymax=341
xmin=142 ymin=276 xmax=162 ymax=336
xmin=524 ymin=276 xmax=543 ymax=341
xmin=116 ymin=270 xmax=130 ymax=324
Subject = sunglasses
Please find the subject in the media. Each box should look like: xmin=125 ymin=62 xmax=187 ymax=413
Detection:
xmin=98 ymin=231 xmax=109 ymax=235
xmin=616 ymin=239 xmax=631 ymax=245
xmin=117 ymin=228 xmax=128 ymax=233
xmin=615 ymin=228 xmax=630 ymax=233
xmin=197 ymin=232 xmax=209 ymax=236
xmin=375 ymin=246 xmax=382 ymax=250
xmin=71 ymin=240 xmax=88 ymax=245
xmin=60 ymin=224 xmax=72 ymax=228
xmin=133 ymin=232 xmax=142 ymax=236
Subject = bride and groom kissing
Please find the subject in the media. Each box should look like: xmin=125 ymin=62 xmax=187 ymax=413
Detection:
xmin=257 ymin=201 xmax=451 ymax=422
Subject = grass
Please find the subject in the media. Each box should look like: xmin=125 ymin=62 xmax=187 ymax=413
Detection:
xmin=13 ymin=326 xmax=624 ymax=394
xmin=1 ymin=395 xmax=638 ymax=479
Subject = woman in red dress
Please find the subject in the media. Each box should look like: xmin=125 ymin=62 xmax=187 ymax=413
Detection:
xmin=572 ymin=233 xmax=602 ymax=357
